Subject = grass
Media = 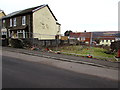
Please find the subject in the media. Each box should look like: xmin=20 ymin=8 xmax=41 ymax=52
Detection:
xmin=50 ymin=45 xmax=117 ymax=61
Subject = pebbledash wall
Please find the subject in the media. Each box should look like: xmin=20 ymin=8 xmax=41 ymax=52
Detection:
xmin=33 ymin=6 xmax=59 ymax=40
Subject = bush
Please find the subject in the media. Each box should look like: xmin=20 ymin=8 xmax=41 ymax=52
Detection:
xmin=2 ymin=39 xmax=9 ymax=46
xmin=22 ymin=39 xmax=32 ymax=48
xmin=104 ymin=51 xmax=114 ymax=55
xmin=10 ymin=39 xmax=23 ymax=48
xmin=110 ymin=41 xmax=120 ymax=52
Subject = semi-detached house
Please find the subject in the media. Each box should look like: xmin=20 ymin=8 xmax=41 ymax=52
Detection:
xmin=1 ymin=4 xmax=61 ymax=40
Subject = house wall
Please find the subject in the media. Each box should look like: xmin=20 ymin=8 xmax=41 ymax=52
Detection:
xmin=4 ymin=14 xmax=31 ymax=28
xmin=3 ymin=14 xmax=32 ymax=38
xmin=0 ymin=12 xmax=5 ymax=18
xmin=99 ymin=39 xmax=115 ymax=46
xmin=56 ymin=23 xmax=61 ymax=35
xmin=33 ymin=6 xmax=58 ymax=40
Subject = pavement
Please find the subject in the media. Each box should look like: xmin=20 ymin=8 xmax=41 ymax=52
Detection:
xmin=1 ymin=46 xmax=119 ymax=69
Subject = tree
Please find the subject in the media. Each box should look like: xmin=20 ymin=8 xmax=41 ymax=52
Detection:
xmin=64 ymin=30 xmax=73 ymax=36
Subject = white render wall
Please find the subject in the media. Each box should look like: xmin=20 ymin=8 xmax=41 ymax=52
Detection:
xmin=99 ymin=40 xmax=115 ymax=46
xmin=33 ymin=6 xmax=59 ymax=40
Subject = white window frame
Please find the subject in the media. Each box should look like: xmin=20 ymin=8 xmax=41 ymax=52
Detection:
xmin=8 ymin=29 xmax=11 ymax=37
xmin=13 ymin=18 xmax=16 ymax=26
xmin=23 ymin=30 xmax=25 ymax=38
xmin=2 ymin=20 xmax=5 ymax=28
xmin=17 ymin=30 xmax=25 ymax=38
xmin=10 ymin=19 xmax=12 ymax=27
xmin=22 ymin=16 xmax=26 ymax=25
xmin=3 ymin=20 xmax=5 ymax=24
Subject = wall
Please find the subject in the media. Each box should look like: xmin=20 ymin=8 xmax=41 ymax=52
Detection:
xmin=99 ymin=40 xmax=115 ymax=46
xmin=0 ymin=12 xmax=5 ymax=18
xmin=33 ymin=6 xmax=59 ymax=40
xmin=3 ymin=14 xmax=32 ymax=38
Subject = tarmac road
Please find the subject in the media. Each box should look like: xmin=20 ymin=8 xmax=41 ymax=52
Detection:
xmin=2 ymin=55 xmax=118 ymax=88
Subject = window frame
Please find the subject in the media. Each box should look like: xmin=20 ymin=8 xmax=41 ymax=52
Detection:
xmin=106 ymin=40 xmax=108 ymax=42
xmin=2 ymin=20 xmax=5 ymax=28
xmin=102 ymin=40 xmax=104 ymax=42
xmin=22 ymin=16 xmax=26 ymax=25
xmin=13 ymin=18 xmax=16 ymax=26
xmin=10 ymin=19 xmax=12 ymax=27
xmin=17 ymin=30 xmax=25 ymax=38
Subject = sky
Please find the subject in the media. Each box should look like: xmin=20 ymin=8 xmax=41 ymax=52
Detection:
xmin=0 ymin=0 xmax=119 ymax=34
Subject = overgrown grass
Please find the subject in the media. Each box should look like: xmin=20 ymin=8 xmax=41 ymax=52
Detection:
xmin=50 ymin=45 xmax=117 ymax=61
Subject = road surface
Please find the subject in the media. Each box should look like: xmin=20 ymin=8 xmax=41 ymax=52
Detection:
xmin=2 ymin=55 xmax=118 ymax=88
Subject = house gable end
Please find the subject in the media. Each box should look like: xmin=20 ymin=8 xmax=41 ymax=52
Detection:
xmin=32 ymin=5 xmax=57 ymax=21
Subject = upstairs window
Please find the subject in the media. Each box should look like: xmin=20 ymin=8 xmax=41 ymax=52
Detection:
xmin=13 ymin=18 xmax=16 ymax=26
xmin=10 ymin=19 xmax=12 ymax=27
xmin=2 ymin=20 xmax=5 ymax=28
xmin=22 ymin=16 xmax=26 ymax=25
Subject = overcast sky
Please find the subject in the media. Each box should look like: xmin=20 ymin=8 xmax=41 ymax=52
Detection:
xmin=0 ymin=0 xmax=119 ymax=34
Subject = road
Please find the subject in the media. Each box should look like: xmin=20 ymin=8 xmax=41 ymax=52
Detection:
xmin=2 ymin=55 xmax=118 ymax=88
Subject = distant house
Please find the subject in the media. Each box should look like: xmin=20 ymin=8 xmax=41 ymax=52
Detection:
xmin=114 ymin=32 xmax=120 ymax=41
xmin=92 ymin=31 xmax=118 ymax=46
xmin=70 ymin=31 xmax=118 ymax=46
xmin=1 ymin=4 xmax=61 ymax=40
xmin=70 ymin=32 xmax=92 ymax=45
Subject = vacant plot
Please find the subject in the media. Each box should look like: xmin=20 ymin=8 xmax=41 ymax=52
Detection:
xmin=50 ymin=45 xmax=117 ymax=61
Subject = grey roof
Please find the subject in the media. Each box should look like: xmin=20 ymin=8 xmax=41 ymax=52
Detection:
xmin=0 ymin=10 xmax=3 ymax=12
xmin=2 ymin=10 xmax=22 ymax=19
xmin=92 ymin=31 xmax=118 ymax=38
xmin=2 ymin=4 xmax=50 ymax=19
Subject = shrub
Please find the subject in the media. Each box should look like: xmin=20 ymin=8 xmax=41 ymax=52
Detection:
xmin=2 ymin=39 xmax=9 ymax=46
xmin=110 ymin=41 xmax=120 ymax=52
xmin=10 ymin=39 xmax=23 ymax=48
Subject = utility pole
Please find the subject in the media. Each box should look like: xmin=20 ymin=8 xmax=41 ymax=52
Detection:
xmin=55 ymin=35 xmax=59 ymax=51
xmin=88 ymin=32 xmax=93 ymax=58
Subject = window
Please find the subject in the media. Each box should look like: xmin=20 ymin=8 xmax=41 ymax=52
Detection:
xmin=10 ymin=19 xmax=12 ymax=27
xmin=102 ymin=40 xmax=104 ymax=42
xmin=2 ymin=20 xmax=5 ymax=28
xmin=13 ymin=18 xmax=16 ymax=26
xmin=22 ymin=16 xmax=26 ymax=25
xmin=106 ymin=40 xmax=108 ymax=42
xmin=81 ymin=37 xmax=85 ymax=41
xmin=17 ymin=30 xmax=25 ymax=38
